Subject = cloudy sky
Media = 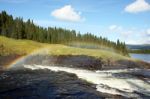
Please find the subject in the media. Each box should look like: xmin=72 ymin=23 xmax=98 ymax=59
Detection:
xmin=0 ymin=0 xmax=150 ymax=44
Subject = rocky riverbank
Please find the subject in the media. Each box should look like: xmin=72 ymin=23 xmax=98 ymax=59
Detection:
xmin=0 ymin=54 xmax=150 ymax=71
xmin=0 ymin=68 xmax=129 ymax=99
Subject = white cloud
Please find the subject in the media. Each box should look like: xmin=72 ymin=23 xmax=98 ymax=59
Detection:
xmin=109 ymin=25 xmax=134 ymax=39
xmin=109 ymin=25 xmax=122 ymax=31
xmin=125 ymin=0 xmax=150 ymax=13
xmin=146 ymin=28 xmax=150 ymax=35
xmin=51 ymin=5 xmax=83 ymax=22
xmin=121 ymin=30 xmax=134 ymax=36
xmin=109 ymin=25 xmax=117 ymax=30
xmin=108 ymin=25 xmax=150 ymax=44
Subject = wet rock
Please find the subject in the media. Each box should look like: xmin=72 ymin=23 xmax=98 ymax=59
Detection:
xmin=0 ymin=69 xmax=107 ymax=99
xmin=18 ymin=55 xmax=103 ymax=70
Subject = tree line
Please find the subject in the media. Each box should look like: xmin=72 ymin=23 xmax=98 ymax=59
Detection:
xmin=0 ymin=11 xmax=129 ymax=56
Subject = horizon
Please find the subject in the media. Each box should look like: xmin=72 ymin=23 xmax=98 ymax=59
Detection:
xmin=0 ymin=0 xmax=150 ymax=45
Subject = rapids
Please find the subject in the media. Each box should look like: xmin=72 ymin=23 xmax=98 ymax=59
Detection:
xmin=24 ymin=64 xmax=150 ymax=98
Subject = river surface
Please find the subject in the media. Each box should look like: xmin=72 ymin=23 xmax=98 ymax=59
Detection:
xmin=130 ymin=53 xmax=150 ymax=63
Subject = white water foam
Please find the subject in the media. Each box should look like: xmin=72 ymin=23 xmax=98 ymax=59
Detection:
xmin=24 ymin=64 xmax=150 ymax=98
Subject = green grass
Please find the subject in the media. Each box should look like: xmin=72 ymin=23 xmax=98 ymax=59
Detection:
xmin=48 ymin=45 xmax=129 ymax=61
xmin=0 ymin=36 xmax=130 ymax=61
xmin=66 ymin=41 xmax=115 ymax=51
xmin=0 ymin=36 xmax=45 ymax=55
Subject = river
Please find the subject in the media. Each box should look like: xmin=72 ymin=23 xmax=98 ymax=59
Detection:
xmin=130 ymin=53 xmax=150 ymax=63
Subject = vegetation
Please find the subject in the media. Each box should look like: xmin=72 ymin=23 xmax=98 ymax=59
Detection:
xmin=0 ymin=11 xmax=128 ymax=56
xmin=129 ymin=49 xmax=150 ymax=54
xmin=0 ymin=36 xmax=44 ymax=55
xmin=0 ymin=36 xmax=129 ymax=61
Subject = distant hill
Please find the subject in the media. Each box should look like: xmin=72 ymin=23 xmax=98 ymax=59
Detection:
xmin=127 ymin=45 xmax=150 ymax=50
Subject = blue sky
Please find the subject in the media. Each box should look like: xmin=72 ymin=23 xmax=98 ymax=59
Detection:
xmin=0 ymin=0 xmax=150 ymax=44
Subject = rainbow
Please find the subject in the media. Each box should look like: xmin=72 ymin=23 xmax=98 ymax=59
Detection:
xmin=6 ymin=55 xmax=26 ymax=69
xmin=6 ymin=47 xmax=50 ymax=69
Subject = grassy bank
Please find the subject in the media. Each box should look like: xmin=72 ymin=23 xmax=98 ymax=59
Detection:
xmin=0 ymin=36 xmax=44 ymax=55
xmin=0 ymin=36 xmax=130 ymax=61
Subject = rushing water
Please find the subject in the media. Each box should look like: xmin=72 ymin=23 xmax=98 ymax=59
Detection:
xmin=24 ymin=64 xmax=150 ymax=98
xmin=130 ymin=53 xmax=150 ymax=63
xmin=1 ymin=64 xmax=150 ymax=99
